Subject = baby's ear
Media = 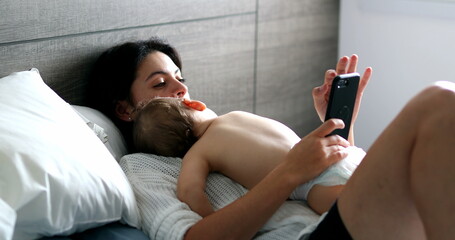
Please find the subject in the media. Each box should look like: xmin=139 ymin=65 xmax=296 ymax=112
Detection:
xmin=183 ymin=99 xmax=207 ymax=111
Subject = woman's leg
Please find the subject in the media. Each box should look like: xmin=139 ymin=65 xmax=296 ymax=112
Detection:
xmin=338 ymin=82 xmax=455 ymax=240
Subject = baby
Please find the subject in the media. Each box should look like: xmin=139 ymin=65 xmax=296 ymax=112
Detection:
xmin=133 ymin=97 xmax=365 ymax=216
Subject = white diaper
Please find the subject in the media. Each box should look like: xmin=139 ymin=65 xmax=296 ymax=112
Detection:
xmin=290 ymin=146 xmax=366 ymax=200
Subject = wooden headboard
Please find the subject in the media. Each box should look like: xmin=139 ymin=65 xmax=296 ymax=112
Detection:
xmin=0 ymin=0 xmax=339 ymax=137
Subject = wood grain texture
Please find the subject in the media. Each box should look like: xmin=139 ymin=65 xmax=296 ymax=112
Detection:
xmin=0 ymin=0 xmax=339 ymax=140
xmin=0 ymin=0 xmax=255 ymax=44
xmin=170 ymin=15 xmax=256 ymax=114
xmin=0 ymin=14 xmax=256 ymax=108
xmin=256 ymin=0 xmax=339 ymax=136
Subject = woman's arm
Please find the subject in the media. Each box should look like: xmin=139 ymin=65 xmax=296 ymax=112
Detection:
xmin=184 ymin=119 xmax=350 ymax=240
xmin=178 ymin=154 xmax=214 ymax=217
xmin=312 ymin=55 xmax=372 ymax=145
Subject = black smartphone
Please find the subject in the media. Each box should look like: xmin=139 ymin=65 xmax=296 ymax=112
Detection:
xmin=324 ymin=72 xmax=360 ymax=140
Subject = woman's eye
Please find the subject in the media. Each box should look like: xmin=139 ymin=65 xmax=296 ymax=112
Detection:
xmin=179 ymin=78 xmax=186 ymax=83
xmin=153 ymin=82 xmax=166 ymax=88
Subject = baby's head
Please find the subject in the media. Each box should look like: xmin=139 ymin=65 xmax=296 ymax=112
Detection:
xmin=133 ymin=97 xmax=197 ymax=158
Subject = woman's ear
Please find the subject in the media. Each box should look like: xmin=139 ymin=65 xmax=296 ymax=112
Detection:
xmin=115 ymin=100 xmax=135 ymax=122
xmin=183 ymin=99 xmax=206 ymax=111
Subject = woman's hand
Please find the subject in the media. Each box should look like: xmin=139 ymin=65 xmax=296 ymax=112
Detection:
xmin=312 ymin=55 xmax=373 ymax=124
xmin=284 ymin=119 xmax=351 ymax=185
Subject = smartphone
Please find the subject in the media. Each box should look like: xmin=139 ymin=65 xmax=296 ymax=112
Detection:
xmin=324 ymin=72 xmax=360 ymax=140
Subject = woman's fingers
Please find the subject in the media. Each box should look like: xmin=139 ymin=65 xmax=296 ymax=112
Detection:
xmin=359 ymin=67 xmax=373 ymax=93
xmin=311 ymin=119 xmax=345 ymax=138
xmin=328 ymin=145 xmax=349 ymax=161
xmin=324 ymin=134 xmax=351 ymax=148
xmin=324 ymin=69 xmax=337 ymax=85
xmin=323 ymin=135 xmax=350 ymax=163
xmin=336 ymin=56 xmax=349 ymax=74
xmin=310 ymin=119 xmax=351 ymax=150
xmin=336 ymin=54 xmax=359 ymax=75
xmin=347 ymin=54 xmax=358 ymax=73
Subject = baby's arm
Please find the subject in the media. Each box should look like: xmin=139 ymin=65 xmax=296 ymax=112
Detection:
xmin=177 ymin=153 xmax=214 ymax=217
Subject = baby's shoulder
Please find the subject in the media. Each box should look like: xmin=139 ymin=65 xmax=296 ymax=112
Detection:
xmin=221 ymin=111 xmax=260 ymax=121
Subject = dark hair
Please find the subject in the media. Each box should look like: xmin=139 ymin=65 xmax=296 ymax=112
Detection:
xmin=87 ymin=37 xmax=182 ymax=152
xmin=133 ymin=98 xmax=197 ymax=158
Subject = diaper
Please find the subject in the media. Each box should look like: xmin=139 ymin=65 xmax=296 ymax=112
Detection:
xmin=290 ymin=146 xmax=366 ymax=200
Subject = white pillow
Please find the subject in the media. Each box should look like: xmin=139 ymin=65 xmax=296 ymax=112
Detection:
xmin=72 ymin=105 xmax=128 ymax=161
xmin=0 ymin=199 xmax=15 ymax=240
xmin=0 ymin=69 xmax=138 ymax=240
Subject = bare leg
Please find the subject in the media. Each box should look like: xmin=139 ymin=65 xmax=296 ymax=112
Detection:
xmin=338 ymin=82 xmax=455 ymax=240
xmin=308 ymin=185 xmax=343 ymax=215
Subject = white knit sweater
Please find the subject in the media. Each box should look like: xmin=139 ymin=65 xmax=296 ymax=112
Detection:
xmin=120 ymin=153 xmax=324 ymax=240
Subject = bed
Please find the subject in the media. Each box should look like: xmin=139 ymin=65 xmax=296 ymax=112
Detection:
xmin=0 ymin=0 xmax=339 ymax=239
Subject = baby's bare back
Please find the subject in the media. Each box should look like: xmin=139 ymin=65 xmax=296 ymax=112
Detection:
xmin=193 ymin=111 xmax=301 ymax=189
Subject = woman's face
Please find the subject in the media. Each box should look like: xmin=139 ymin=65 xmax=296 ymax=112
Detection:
xmin=130 ymin=51 xmax=189 ymax=107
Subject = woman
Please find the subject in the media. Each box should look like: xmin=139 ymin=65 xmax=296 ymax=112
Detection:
xmin=88 ymin=37 xmax=455 ymax=239
xmin=88 ymin=39 xmax=188 ymax=151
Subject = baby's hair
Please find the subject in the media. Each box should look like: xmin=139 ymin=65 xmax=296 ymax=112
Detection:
xmin=133 ymin=97 xmax=197 ymax=158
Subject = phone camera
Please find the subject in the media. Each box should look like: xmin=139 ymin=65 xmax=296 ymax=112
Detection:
xmin=337 ymin=79 xmax=348 ymax=88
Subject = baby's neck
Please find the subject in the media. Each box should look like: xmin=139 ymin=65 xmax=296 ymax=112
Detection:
xmin=192 ymin=108 xmax=218 ymax=137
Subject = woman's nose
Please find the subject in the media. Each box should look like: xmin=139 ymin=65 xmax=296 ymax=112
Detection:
xmin=171 ymin=79 xmax=188 ymax=98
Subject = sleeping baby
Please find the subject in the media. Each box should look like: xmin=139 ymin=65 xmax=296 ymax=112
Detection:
xmin=132 ymin=97 xmax=365 ymax=216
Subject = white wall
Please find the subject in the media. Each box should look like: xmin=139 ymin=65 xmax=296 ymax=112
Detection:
xmin=339 ymin=0 xmax=455 ymax=150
